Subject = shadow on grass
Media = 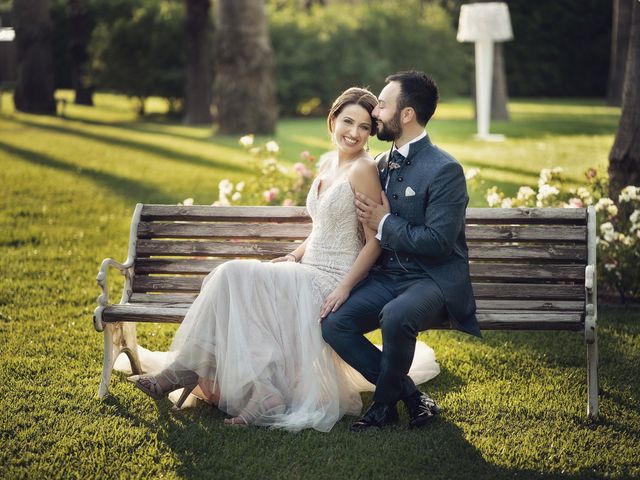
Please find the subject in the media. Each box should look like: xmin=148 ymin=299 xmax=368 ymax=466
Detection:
xmin=100 ymin=371 xmax=615 ymax=479
xmin=0 ymin=141 xmax=174 ymax=204
xmin=12 ymin=118 xmax=252 ymax=175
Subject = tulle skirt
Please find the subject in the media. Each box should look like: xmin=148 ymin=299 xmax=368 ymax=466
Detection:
xmin=116 ymin=259 xmax=440 ymax=432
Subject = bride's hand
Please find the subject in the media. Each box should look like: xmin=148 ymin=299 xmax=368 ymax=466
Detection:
xmin=271 ymin=253 xmax=298 ymax=263
xmin=320 ymin=285 xmax=351 ymax=319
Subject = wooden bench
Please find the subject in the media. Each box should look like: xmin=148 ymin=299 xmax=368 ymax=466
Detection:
xmin=94 ymin=204 xmax=598 ymax=418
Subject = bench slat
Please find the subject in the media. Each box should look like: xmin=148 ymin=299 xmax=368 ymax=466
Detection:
xmin=135 ymin=240 xmax=586 ymax=262
xmin=127 ymin=293 xmax=584 ymax=312
xmin=465 ymin=208 xmax=587 ymax=224
xmin=470 ymin=263 xmax=584 ymax=281
xmin=134 ymin=258 xmax=585 ymax=282
xmin=141 ymin=205 xmax=309 ymax=222
xmin=131 ymin=275 xmax=585 ymax=300
xmin=136 ymin=221 xmax=586 ymax=243
xmin=469 ymin=244 xmax=586 ymax=262
xmin=137 ymin=221 xmax=311 ymax=240
xmin=136 ymin=239 xmax=301 ymax=257
xmin=103 ymin=304 xmax=582 ymax=331
xmin=465 ymin=225 xmax=586 ymax=242
xmin=140 ymin=205 xmax=587 ymax=225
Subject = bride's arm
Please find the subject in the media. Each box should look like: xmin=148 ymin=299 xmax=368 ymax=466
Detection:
xmin=320 ymin=158 xmax=382 ymax=318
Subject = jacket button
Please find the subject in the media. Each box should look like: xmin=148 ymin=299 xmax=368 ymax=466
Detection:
xmin=384 ymin=242 xmax=389 ymax=247
xmin=398 ymin=176 xmax=403 ymax=182
xmin=392 ymin=194 xmax=398 ymax=199
xmin=394 ymin=212 xmax=399 ymax=216
xmin=406 ymin=160 xmax=411 ymax=165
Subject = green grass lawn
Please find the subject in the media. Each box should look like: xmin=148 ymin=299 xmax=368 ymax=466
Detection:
xmin=1 ymin=92 xmax=638 ymax=479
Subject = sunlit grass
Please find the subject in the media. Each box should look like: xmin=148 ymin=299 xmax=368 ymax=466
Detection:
xmin=1 ymin=91 xmax=638 ymax=479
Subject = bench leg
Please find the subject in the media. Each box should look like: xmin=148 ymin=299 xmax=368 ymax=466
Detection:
xmin=98 ymin=322 xmax=142 ymax=398
xmin=587 ymin=332 xmax=599 ymax=420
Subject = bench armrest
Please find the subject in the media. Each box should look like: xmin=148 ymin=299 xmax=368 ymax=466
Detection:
xmin=584 ymin=265 xmax=595 ymax=292
xmin=93 ymin=257 xmax=134 ymax=332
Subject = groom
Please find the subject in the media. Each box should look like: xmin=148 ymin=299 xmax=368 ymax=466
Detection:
xmin=321 ymin=71 xmax=480 ymax=431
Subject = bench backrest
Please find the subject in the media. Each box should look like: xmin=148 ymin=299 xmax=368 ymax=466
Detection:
xmin=126 ymin=205 xmax=592 ymax=329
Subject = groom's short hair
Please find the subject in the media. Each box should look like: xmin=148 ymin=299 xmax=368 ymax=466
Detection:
xmin=386 ymin=71 xmax=439 ymax=126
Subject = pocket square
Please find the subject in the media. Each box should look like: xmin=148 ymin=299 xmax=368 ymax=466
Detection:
xmin=405 ymin=187 xmax=416 ymax=197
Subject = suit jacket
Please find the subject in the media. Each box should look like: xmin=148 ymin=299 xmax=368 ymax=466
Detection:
xmin=377 ymin=135 xmax=480 ymax=337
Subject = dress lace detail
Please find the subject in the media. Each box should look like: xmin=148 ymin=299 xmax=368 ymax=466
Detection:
xmin=116 ymin=155 xmax=440 ymax=432
xmin=301 ymin=176 xmax=364 ymax=302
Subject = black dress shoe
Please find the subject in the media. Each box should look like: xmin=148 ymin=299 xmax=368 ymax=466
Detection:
xmin=404 ymin=392 xmax=440 ymax=429
xmin=350 ymin=402 xmax=399 ymax=432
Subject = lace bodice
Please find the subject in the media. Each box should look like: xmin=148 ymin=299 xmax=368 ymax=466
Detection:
xmin=301 ymin=175 xmax=364 ymax=295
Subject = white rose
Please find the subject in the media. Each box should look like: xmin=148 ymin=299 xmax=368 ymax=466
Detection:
xmin=486 ymin=192 xmax=501 ymax=207
xmin=595 ymin=198 xmax=614 ymax=212
xmin=231 ymin=192 xmax=242 ymax=202
xmin=239 ymin=134 xmax=254 ymax=147
xmin=607 ymin=205 xmax=618 ymax=217
xmin=265 ymin=141 xmax=280 ymax=153
xmin=236 ymin=181 xmax=245 ymax=192
xmin=501 ymin=198 xmax=513 ymax=208
xmin=619 ymin=186 xmax=637 ymax=203
xmin=465 ymin=168 xmax=479 ymax=181
xmin=218 ymin=179 xmax=233 ymax=196
xmin=517 ymin=186 xmax=536 ymax=201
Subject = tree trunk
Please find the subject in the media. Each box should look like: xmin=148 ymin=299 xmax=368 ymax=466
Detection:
xmin=491 ymin=43 xmax=509 ymax=121
xmin=67 ymin=0 xmax=94 ymax=106
xmin=214 ymin=0 xmax=277 ymax=135
xmin=609 ymin=0 xmax=640 ymax=201
xmin=184 ymin=0 xmax=213 ymax=125
xmin=12 ymin=0 xmax=56 ymax=114
xmin=606 ymin=0 xmax=632 ymax=107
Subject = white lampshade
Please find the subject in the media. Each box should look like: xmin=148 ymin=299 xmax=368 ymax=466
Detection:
xmin=457 ymin=3 xmax=513 ymax=42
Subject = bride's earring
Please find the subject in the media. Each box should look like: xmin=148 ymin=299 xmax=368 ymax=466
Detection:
xmin=365 ymin=141 xmax=370 ymax=152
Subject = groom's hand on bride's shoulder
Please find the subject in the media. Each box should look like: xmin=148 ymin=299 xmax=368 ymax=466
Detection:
xmin=355 ymin=192 xmax=390 ymax=231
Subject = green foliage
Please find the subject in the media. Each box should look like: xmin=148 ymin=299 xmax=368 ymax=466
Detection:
xmin=504 ymin=0 xmax=611 ymax=97
xmin=269 ymin=0 xmax=470 ymax=116
xmin=88 ymin=0 xmax=186 ymax=111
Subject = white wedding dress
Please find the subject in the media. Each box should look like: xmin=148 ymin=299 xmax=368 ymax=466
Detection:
xmin=117 ymin=156 xmax=440 ymax=432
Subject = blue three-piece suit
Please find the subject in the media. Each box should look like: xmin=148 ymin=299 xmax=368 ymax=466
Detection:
xmin=322 ymin=134 xmax=480 ymax=404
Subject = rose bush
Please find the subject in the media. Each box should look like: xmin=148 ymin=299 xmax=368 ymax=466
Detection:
xmin=207 ymin=136 xmax=316 ymax=208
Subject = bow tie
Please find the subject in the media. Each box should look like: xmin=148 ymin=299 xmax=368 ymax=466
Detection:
xmin=388 ymin=150 xmax=405 ymax=171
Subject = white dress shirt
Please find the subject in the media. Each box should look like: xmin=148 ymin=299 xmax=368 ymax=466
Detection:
xmin=375 ymin=131 xmax=428 ymax=241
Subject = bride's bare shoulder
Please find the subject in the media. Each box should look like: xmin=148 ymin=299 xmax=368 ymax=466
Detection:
xmin=350 ymin=155 xmax=378 ymax=176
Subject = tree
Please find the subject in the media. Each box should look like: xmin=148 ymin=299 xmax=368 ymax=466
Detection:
xmin=13 ymin=0 xmax=56 ymax=114
xmin=67 ymin=0 xmax=94 ymax=106
xmin=183 ymin=0 xmax=212 ymax=125
xmin=609 ymin=0 xmax=640 ymax=201
xmin=214 ymin=0 xmax=277 ymax=134
xmin=607 ymin=0 xmax=632 ymax=107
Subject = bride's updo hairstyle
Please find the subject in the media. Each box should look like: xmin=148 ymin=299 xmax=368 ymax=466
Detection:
xmin=327 ymin=87 xmax=378 ymax=137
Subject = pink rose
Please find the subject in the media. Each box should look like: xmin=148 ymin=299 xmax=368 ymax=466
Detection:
xmin=263 ymin=190 xmax=276 ymax=203
xmin=568 ymin=197 xmax=584 ymax=208
xmin=282 ymin=199 xmax=294 ymax=206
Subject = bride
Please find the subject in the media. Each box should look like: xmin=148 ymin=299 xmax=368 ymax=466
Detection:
xmin=127 ymin=87 xmax=439 ymax=432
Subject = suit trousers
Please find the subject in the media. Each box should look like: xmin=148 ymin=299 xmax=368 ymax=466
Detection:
xmin=321 ymin=266 xmax=446 ymax=404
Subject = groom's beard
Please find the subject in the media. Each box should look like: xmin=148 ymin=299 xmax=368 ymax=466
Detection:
xmin=376 ymin=110 xmax=403 ymax=142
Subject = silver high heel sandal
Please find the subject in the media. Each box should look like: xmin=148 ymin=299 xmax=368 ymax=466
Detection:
xmin=224 ymin=391 xmax=286 ymax=427
xmin=128 ymin=368 xmax=199 ymax=409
